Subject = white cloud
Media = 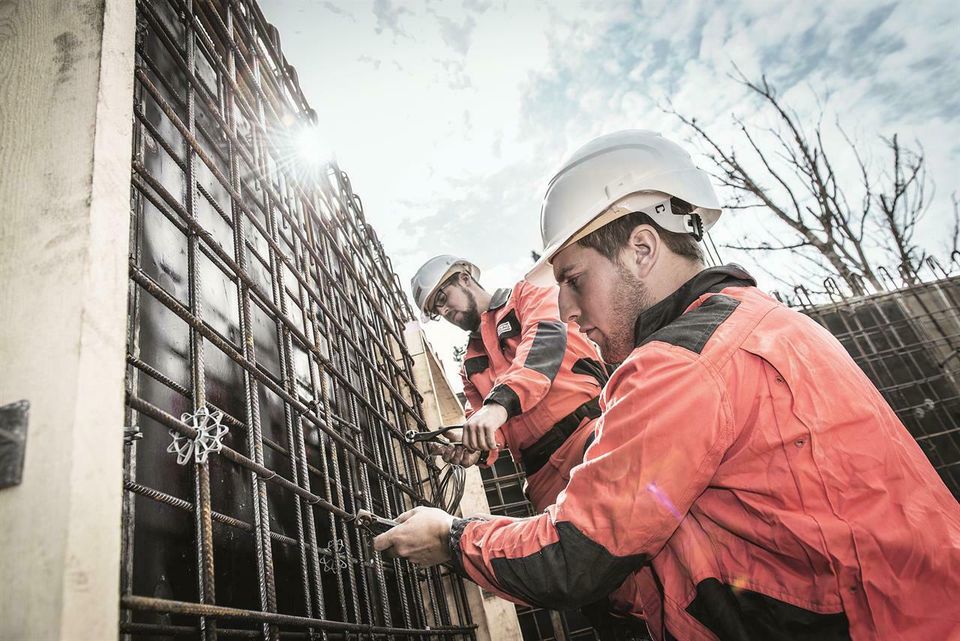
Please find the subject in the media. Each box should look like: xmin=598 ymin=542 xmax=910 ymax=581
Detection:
xmin=262 ymin=0 xmax=959 ymax=390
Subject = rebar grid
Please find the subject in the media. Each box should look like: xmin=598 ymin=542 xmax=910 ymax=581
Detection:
xmin=121 ymin=0 xmax=475 ymax=638
xmin=787 ymin=259 xmax=960 ymax=499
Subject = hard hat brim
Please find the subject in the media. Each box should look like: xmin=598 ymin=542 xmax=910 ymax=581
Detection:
xmin=526 ymin=251 xmax=557 ymax=287
xmin=525 ymin=192 xmax=675 ymax=286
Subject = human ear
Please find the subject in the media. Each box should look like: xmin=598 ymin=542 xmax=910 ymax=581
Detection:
xmin=624 ymin=225 xmax=658 ymax=277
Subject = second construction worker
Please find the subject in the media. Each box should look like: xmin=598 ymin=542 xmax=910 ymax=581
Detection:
xmin=410 ymin=256 xmax=608 ymax=511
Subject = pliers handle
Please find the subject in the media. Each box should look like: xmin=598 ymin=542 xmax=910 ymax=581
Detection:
xmin=354 ymin=508 xmax=399 ymax=534
xmin=354 ymin=509 xmax=399 ymax=560
xmin=404 ymin=424 xmax=463 ymax=444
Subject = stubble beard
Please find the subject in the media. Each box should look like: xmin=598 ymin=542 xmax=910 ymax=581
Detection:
xmin=453 ymin=287 xmax=482 ymax=332
xmin=600 ymin=263 xmax=652 ymax=364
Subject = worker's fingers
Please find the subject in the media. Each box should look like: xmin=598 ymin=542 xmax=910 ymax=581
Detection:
xmin=372 ymin=532 xmax=394 ymax=552
xmin=429 ymin=443 xmax=458 ymax=465
xmin=395 ymin=507 xmax=419 ymax=524
xmin=453 ymin=446 xmax=478 ymax=467
xmin=447 ymin=447 xmax=468 ymax=465
xmin=371 ymin=507 xmax=455 ymax=566
xmin=476 ymin=424 xmax=488 ymax=450
xmin=460 ymin=448 xmax=481 ymax=467
xmin=472 ymin=425 xmax=484 ymax=451
xmin=448 ymin=446 xmax=463 ymax=466
xmin=483 ymin=425 xmax=496 ymax=451
xmin=462 ymin=424 xmax=477 ymax=451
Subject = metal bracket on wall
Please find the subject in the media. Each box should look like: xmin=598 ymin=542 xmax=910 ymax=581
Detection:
xmin=167 ymin=407 xmax=228 ymax=465
xmin=0 ymin=400 xmax=29 ymax=490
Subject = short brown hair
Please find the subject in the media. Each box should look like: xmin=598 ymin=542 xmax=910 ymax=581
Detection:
xmin=576 ymin=198 xmax=705 ymax=263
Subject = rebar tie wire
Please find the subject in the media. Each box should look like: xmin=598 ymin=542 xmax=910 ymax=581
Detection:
xmin=403 ymin=427 xmax=468 ymax=513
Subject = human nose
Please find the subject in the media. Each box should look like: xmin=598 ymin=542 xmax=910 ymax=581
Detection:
xmin=437 ymin=301 xmax=453 ymax=318
xmin=558 ymin=287 xmax=580 ymax=325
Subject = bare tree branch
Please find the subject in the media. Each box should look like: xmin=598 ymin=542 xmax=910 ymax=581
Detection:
xmin=950 ymin=192 xmax=960 ymax=258
xmin=723 ymin=241 xmax=811 ymax=252
xmin=875 ymin=135 xmax=929 ymax=281
xmin=668 ymin=70 xmax=936 ymax=296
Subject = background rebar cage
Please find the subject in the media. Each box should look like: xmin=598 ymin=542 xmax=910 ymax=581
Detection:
xmin=785 ymin=259 xmax=960 ymax=499
xmin=121 ymin=0 xmax=477 ymax=638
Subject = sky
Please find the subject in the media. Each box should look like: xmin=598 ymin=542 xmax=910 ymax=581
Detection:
xmin=260 ymin=0 xmax=960 ymax=388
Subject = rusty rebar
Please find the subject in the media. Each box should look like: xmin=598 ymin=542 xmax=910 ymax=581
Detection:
xmin=126 ymin=1 xmax=477 ymax=638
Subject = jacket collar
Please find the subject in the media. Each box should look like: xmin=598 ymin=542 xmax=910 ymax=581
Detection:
xmin=469 ymin=287 xmax=512 ymax=340
xmin=633 ymin=264 xmax=756 ymax=346
xmin=488 ymin=287 xmax=513 ymax=311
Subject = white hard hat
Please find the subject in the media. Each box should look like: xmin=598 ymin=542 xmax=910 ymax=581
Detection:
xmin=527 ymin=130 xmax=721 ymax=285
xmin=410 ymin=255 xmax=481 ymax=321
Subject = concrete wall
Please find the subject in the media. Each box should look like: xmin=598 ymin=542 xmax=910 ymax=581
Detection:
xmin=403 ymin=322 xmax=524 ymax=641
xmin=0 ymin=1 xmax=136 ymax=639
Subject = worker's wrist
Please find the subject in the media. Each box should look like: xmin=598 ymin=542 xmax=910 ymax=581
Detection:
xmin=484 ymin=384 xmax=521 ymax=418
xmin=481 ymin=401 xmax=509 ymax=423
xmin=447 ymin=516 xmax=486 ymax=576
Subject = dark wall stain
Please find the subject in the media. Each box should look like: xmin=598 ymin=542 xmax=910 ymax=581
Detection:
xmin=79 ymin=0 xmax=105 ymax=32
xmin=53 ymin=30 xmax=80 ymax=81
xmin=0 ymin=0 xmax=18 ymax=43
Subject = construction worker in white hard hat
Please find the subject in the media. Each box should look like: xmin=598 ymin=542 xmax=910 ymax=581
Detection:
xmin=410 ymin=254 xmax=608 ymax=513
xmin=379 ymin=130 xmax=960 ymax=641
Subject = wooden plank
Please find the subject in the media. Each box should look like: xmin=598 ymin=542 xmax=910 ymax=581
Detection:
xmin=0 ymin=1 xmax=136 ymax=639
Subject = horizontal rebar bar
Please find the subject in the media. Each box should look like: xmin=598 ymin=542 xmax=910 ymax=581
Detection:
xmin=128 ymin=263 xmax=430 ymax=501
xmin=124 ymin=480 xmax=357 ymax=562
xmin=121 ymin=595 xmax=476 ymax=637
xmin=126 ymin=391 xmax=351 ymax=518
xmin=119 ymin=621 xmax=314 ymax=638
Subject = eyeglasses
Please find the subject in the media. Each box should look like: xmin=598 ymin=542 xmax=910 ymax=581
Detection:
xmin=428 ymin=275 xmax=460 ymax=319
xmin=431 ymin=284 xmax=452 ymax=315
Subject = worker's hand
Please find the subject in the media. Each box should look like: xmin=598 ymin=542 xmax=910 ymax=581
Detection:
xmin=462 ymin=403 xmax=507 ymax=451
xmin=428 ymin=442 xmax=482 ymax=467
xmin=372 ymin=506 xmax=455 ymax=566
xmin=426 ymin=428 xmax=481 ymax=467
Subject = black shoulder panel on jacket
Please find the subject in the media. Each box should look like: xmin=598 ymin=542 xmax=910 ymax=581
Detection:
xmin=489 ymin=521 xmax=647 ymax=611
xmin=640 ymin=294 xmax=739 ymax=354
xmin=571 ymin=357 xmax=610 ymax=387
xmin=496 ymin=309 xmax=522 ymax=346
xmin=524 ymin=320 xmax=567 ymax=381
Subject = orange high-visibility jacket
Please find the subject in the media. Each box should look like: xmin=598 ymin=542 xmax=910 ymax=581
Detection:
xmin=451 ymin=266 xmax=960 ymax=641
xmin=461 ymin=281 xmax=607 ymax=511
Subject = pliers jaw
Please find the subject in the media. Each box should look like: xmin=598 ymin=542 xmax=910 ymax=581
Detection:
xmin=355 ymin=509 xmax=400 ymax=560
